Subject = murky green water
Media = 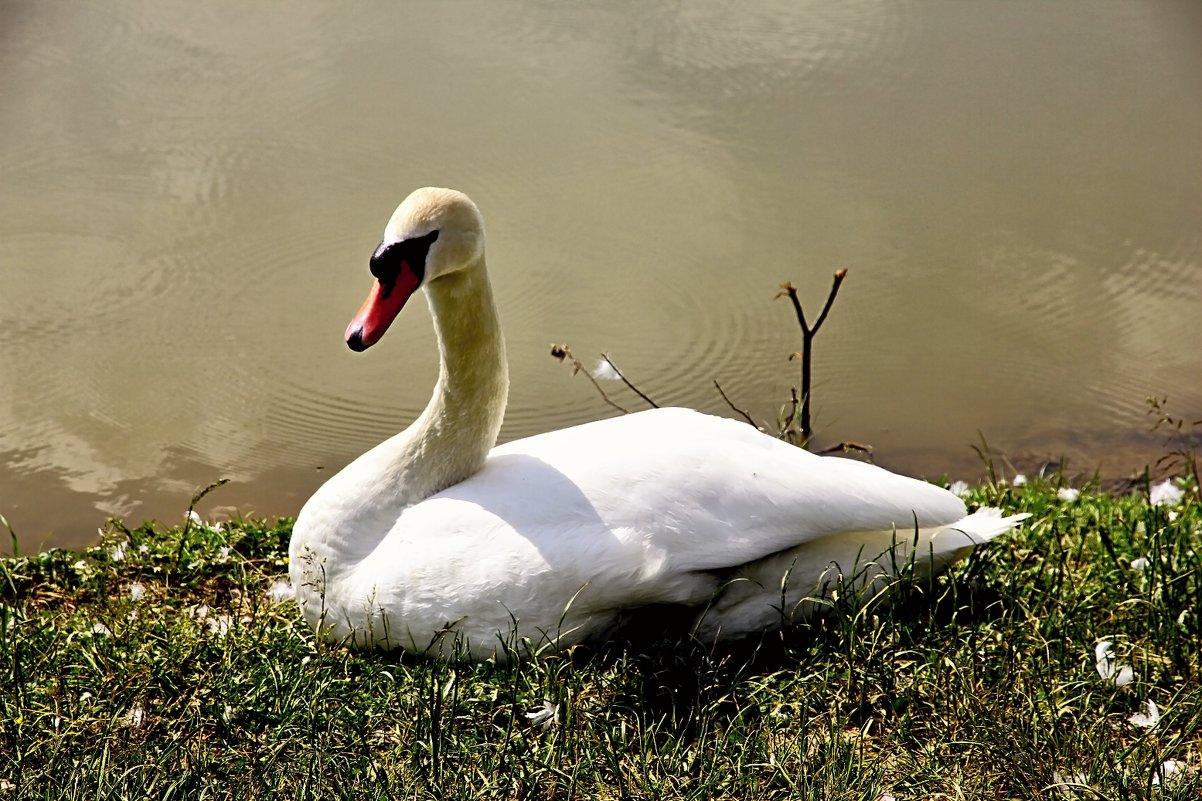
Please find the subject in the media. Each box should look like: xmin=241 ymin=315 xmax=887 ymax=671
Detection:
xmin=2 ymin=1 xmax=1200 ymax=551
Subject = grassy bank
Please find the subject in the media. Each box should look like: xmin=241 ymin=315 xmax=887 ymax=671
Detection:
xmin=1 ymin=475 xmax=1199 ymax=800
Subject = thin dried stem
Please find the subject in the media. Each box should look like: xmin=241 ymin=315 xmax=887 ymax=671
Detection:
xmin=713 ymin=380 xmax=757 ymax=428
xmin=550 ymin=344 xmax=632 ymax=414
xmin=599 ymin=353 xmax=659 ymax=409
xmin=174 ymin=478 xmax=230 ymax=576
xmin=816 ymin=441 xmax=874 ymax=460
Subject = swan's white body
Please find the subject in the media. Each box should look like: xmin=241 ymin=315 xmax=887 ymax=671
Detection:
xmin=289 ymin=188 xmax=1027 ymax=661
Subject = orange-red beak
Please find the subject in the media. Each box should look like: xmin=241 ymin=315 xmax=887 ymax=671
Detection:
xmin=344 ymin=267 xmax=422 ymax=351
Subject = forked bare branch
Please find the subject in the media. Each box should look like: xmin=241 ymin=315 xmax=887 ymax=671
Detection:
xmin=775 ymin=269 xmax=848 ymax=446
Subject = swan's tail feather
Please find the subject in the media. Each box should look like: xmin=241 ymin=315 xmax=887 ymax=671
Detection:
xmin=934 ymin=507 xmax=1031 ymax=557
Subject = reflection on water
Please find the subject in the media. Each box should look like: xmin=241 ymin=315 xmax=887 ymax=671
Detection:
xmin=2 ymin=1 xmax=1200 ymax=551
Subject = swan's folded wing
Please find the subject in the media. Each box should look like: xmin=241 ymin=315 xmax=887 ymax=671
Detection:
xmin=478 ymin=407 xmax=968 ymax=575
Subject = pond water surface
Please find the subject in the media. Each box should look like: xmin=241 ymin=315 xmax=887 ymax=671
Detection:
xmin=2 ymin=1 xmax=1201 ymax=551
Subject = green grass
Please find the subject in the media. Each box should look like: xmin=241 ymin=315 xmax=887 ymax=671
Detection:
xmin=1 ymin=475 xmax=1200 ymax=800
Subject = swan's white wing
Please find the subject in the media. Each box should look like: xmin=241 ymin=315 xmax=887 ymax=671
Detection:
xmin=401 ymin=408 xmax=965 ymax=576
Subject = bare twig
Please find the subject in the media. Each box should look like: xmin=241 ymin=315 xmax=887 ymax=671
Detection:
xmin=599 ymin=353 xmax=659 ymax=409
xmin=713 ymin=380 xmax=758 ymax=428
xmin=775 ymin=269 xmax=848 ymax=446
xmin=550 ymin=344 xmax=632 ymax=414
xmin=817 ymin=441 xmax=874 ymax=460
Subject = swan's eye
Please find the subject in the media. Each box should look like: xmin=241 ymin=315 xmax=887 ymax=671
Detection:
xmin=369 ymin=230 xmax=440 ymax=289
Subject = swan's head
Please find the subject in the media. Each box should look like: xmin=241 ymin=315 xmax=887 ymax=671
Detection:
xmin=345 ymin=187 xmax=485 ymax=351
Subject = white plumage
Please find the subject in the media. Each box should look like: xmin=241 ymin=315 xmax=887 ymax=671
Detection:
xmin=289 ymin=187 xmax=1027 ymax=660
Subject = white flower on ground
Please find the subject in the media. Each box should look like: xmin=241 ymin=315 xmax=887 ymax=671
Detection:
xmin=137 ymin=544 xmax=150 ymax=555
xmin=266 ymin=579 xmax=295 ymax=604
xmin=89 ymin=622 xmax=112 ymax=637
xmin=1052 ymin=772 xmax=1092 ymax=796
xmin=79 ymin=692 xmax=94 ymax=703
xmin=109 ymin=542 xmax=127 ymax=562
xmin=1152 ymin=759 xmax=1193 ymax=787
xmin=1094 ymin=640 xmax=1134 ymax=687
xmin=211 ymin=521 xmax=225 ymax=533
xmin=218 ymin=545 xmax=231 ymax=559
xmin=123 ymin=704 xmax=147 ymax=729
xmin=525 ymin=699 xmax=560 ymax=729
xmin=207 ymin=613 xmax=234 ymax=637
xmin=1129 ymin=557 xmax=1149 ymax=572
xmin=949 ymin=480 xmax=970 ymax=498
xmin=1012 ymin=473 xmax=1027 ymax=487
xmin=1057 ymin=487 xmax=1080 ymax=503
xmin=186 ymin=510 xmax=203 ymax=526
xmin=128 ymin=582 xmax=146 ymax=602
xmin=591 ymin=358 xmax=621 ymax=381
xmin=1150 ymin=479 xmax=1184 ymax=507
xmin=191 ymin=603 xmax=237 ymax=636
xmin=1128 ymin=699 xmax=1160 ymax=728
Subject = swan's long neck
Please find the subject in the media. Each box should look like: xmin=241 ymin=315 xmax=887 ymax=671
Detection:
xmin=406 ymin=260 xmax=509 ymax=496
xmin=293 ymin=258 xmax=508 ymax=565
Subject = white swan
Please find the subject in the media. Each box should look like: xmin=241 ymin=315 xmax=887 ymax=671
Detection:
xmin=289 ymin=187 xmax=1028 ymax=661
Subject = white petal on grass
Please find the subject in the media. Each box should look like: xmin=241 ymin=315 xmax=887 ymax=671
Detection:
xmin=591 ymin=358 xmax=621 ymax=381
xmin=949 ymin=480 xmax=970 ymax=498
xmin=266 ymin=579 xmax=295 ymax=604
xmin=1057 ymin=487 xmax=1080 ymax=502
xmin=1150 ymin=479 xmax=1184 ymax=507
xmin=109 ymin=542 xmax=127 ymax=562
xmin=1152 ymin=759 xmax=1193 ymax=787
xmin=525 ymin=699 xmax=560 ymax=729
xmin=1094 ymin=640 xmax=1135 ymax=687
xmin=1012 ymin=473 xmax=1027 ymax=487
xmin=186 ymin=510 xmax=203 ymax=526
xmin=207 ymin=613 xmax=234 ymax=638
xmin=1128 ymin=699 xmax=1160 ymax=728
xmin=128 ymin=582 xmax=146 ymax=602
xmin=1094 ymin=639 xmax=1116 ymax=676
xmin=123 ymin=704 xmax=147 ymax=729
xmin=1130 ymin=557 xmax=1150 ymax=572
xmin=1052 ymin=772 xmax=1092 ymax=797
xmin=89 ymin=622 xmax=112 ymax=637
